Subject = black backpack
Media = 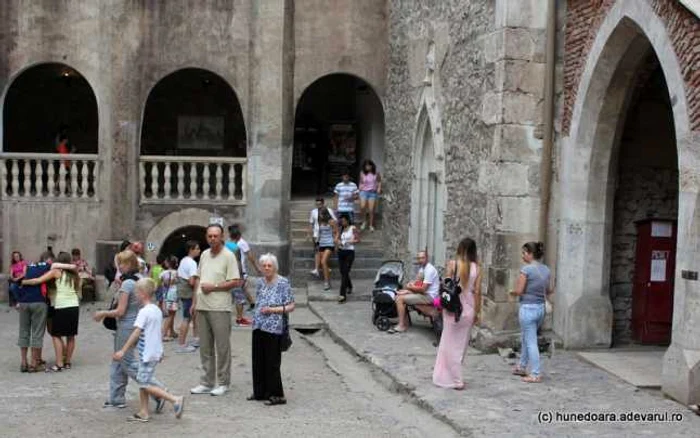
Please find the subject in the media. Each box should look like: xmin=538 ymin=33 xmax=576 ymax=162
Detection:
xmin=439 ymin=264 xmax=463 ymax=322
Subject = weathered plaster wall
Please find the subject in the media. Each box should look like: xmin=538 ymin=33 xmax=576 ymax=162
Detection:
xmin=294 ymin=0 xmax=388 ymax=100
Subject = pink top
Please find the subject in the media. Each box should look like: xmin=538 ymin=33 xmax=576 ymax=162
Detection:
xmin=359 ymin=172 xmax=379 ymax=192
xmin=11 ymin=260 xmax=27 ymax=279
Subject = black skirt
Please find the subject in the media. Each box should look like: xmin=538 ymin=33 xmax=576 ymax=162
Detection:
xmin=51 ymin=307 xmax=79 ymax=337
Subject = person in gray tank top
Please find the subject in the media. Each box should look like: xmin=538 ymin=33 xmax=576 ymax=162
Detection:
xmin=509 ymin=241 xmax=554 ymax=383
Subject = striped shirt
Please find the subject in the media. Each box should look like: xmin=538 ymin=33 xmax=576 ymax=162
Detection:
xmin=334 ymin=182 xmax=358 ymax=212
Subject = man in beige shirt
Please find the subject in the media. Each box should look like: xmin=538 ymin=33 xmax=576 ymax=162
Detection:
xmin=190 ymin=224 xmax=242 ymax=397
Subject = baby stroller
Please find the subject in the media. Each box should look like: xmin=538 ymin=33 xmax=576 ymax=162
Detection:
xmin=371 ymin=260 xmax=404 ymax=331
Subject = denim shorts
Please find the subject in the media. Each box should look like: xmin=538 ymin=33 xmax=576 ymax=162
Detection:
xmin=180 ymin=298 xmax=193 ymax=320
xmin=230 ymin=288 xmax=247 ymax=305
xmin=136 ymin=361 xmax=159 ymax=388
xmin=359 ymin=190 xmax=378 ymax=200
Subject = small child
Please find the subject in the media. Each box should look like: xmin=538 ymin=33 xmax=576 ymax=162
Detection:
xmin=161 ymin=257 xmax=179 ymax=340
xmin=113 ymin=278 xmax=184 ymax=422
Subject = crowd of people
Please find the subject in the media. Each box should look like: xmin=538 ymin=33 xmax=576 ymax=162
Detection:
xmin=10 ymin=225 xmax=296 ymax=422
xmin=8 ymin=157 xmax=553 ymax=423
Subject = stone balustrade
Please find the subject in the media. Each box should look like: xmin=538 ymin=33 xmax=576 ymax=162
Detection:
xmin=139 ymin=156 xmax=247 ymax=204
xmin=0 ymin=153 xmax=100 ymax=200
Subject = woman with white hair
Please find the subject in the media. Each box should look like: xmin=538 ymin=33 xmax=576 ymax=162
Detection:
xmin=247 ymin=253 xmax=295 ymax=406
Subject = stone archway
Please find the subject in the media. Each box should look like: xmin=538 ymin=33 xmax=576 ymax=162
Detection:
xmin=144 ymin=208 xmax=212 ymax=263
xmin=557 ymin=0 xmax=697 ymax=404
xmin=409 ymin=87 xmax=446 ymax=267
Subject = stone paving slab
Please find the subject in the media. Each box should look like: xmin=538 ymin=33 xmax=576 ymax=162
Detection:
xmin=307 ymin=279 xmax=374 ymax=302
xmin=310 ymin=301 xmax=699 ymax=437
xmin=578 ymin=349 xmax=665 ymax=388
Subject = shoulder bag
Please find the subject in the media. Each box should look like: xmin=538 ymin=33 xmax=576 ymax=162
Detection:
xmin=440 ymin=260 xmax=463 ymax=322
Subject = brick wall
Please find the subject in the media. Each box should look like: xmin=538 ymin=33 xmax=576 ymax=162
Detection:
xmin=563 ymin=0 xmax=700 ymax=133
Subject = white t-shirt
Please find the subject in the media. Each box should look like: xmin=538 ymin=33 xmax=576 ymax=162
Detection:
xmin=309 ymin=207 xmax=337 ymax=238
xmin=237 ymin=238 xmax=251 ymax=275
xmin=421 ymin=263 xmax=440 ymax=299
xmin=339 ymin=226 xmax=357 ymax=251
xmin=134 ymin=303 xmax=164 ymax=362
xmin=177 ymin=256 xmax=198 ymax=280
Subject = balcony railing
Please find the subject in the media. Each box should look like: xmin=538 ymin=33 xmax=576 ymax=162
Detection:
xmin=139 ymin=156 xmax=247 ymax=205
xmin=0 ymin=153 xmax=100 ymax=200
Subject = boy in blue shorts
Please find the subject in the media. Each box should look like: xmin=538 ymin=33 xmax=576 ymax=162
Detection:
xmin=114 ymin=278 xmax=184 ymax=422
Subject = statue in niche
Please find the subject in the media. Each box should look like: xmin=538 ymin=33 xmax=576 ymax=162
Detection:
xmin=423 ymin=41 xmax=436 ymax=86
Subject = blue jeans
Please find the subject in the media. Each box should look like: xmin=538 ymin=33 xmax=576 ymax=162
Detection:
xmin=518 ymin=303 xmax=545 ymax=377
xmin=109 ymin=326 xmax=164 ymax=404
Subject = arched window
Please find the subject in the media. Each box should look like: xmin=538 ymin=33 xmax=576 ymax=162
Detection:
xmin=3 ymin=63 xmax=98 ymax=154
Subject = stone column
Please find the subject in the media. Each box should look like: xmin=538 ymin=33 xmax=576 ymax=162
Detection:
xmin=479 ymin=1 xmax=547 ymax=335
xmin=246 ymin=0 xmax=294 ymax=274
xmin=662 ymin=132 xmax=700 ymax=405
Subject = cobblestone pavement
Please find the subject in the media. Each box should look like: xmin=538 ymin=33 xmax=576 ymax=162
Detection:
xmin=0 ymin=303 xmax=457 ymax=438
xmin=309 ymin=301 xmax=700 ymax=437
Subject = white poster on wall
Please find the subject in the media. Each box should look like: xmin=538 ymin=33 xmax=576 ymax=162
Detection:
xmin=650 ymin=250 xmax=669 ymax=282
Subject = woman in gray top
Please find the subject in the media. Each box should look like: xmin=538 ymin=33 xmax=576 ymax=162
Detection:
xmin=509 ymin=242 xmax=554 ymax=383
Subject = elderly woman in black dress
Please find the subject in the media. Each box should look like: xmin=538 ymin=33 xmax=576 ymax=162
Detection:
xmin=247 ymin=253 xmax=295 ymax=406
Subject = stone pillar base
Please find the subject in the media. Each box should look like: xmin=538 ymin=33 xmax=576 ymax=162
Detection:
xmin=662 ymin=343 xmax=700 ymax=405
xmin=0 ymin=274 xmax=7 ymax=303
xmin=563 ymin=294 xmax=613 ymax=348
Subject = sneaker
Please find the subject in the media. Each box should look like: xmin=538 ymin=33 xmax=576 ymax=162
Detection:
xmin=190 ymin=385 xmax=212 ymax=395
xmin=177 ymin=345 xmax=197 ymax=354
xmin=310 ymin=269 xmax=320 ymax=278
xmin=370 ymin=226 xmax=375 ymax=232
xmin=361 ymin=222 xmax=367 ymax=230
xmin=103 ymin=401 xmax=127 ymax=409
xmin=236 ymin=317 xmax=252 ymax=327
xmin=210 ymin=385 xmax=228 ymax=396
xmin=323 ymin=282 xmax=331 ymax=291
xmin=155 ymin=397 xmax=166 ymax=414
xmin=173 ymin=396 xmax=185 ymax=419
xmin=190 ymin=338 xmax=200 ymax=348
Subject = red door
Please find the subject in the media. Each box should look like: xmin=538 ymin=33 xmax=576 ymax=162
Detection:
xmin=631 ymin=220 xmax=676 ymax=344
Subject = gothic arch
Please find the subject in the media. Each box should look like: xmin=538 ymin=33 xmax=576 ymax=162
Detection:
xmin=409 ymin=86 xmax=447 ymax=267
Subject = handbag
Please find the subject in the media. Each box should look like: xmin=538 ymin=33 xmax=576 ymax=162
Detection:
xmin=439 ymin=261 xmax=463 ymax=322
xmin=103 ymin=273 xmax=138 ymax=331
xmin=281 ymin=311 xmax=292 ymax=352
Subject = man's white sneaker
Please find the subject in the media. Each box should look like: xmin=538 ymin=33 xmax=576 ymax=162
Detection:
xmin=190 ymin=338 xmax=200 ymax=348
xmin=176 ymin=345 xmax=197 ymax=353
xmin=190 ymin=385 xmax=212 ymax=395
xmin=310 ymin=269 xmax=320 ymax=278
xmin=210 ymin=385 xmax=228 ymax=396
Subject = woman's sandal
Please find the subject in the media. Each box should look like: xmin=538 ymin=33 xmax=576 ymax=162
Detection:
xmin=265 ymin=396 xmax=287 ymax=406
xmin=522 ymin=375 xmax=542 ymax=383
xmin=127 ymin=413 xmax=150 ymax=423
xmin=64 ymin=362 xmax=72 ymax=370
xmin=48 ymin=364 xmax=64 ymax=373
xmin=20 ymin=364 xmax=28 ymax=373
xmin=246 ymin=394 xmax=261 ymax=401
xmin=512 ymin=366 xmax=527 ymax=376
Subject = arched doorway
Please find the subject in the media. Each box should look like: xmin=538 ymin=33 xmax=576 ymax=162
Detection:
xmin=3 ymin=63 xmax=98 ymax=154
xmin=140 ymin=68 xmax=247 ymax=203
xmin=609 ymin=55 xmax=678 ymax=346
xmin=292 ymin=74 xmax=384 ymax=196
xmin=159 ymin=226 xmax=208 ymax=262
xmin=556 ymin=11 xmax=690 ymax=352
xmin=409 ymin=100 xmax=446 ymax=268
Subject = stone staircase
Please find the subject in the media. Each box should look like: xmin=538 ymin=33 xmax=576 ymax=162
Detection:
xmin=289 ymin=198 xmax=385 ymax=287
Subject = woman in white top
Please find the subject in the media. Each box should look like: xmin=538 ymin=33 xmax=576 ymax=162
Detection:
xmin=335 ymin=214 xmax=360 ymax=303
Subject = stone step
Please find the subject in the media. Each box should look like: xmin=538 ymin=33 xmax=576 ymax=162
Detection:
xmin=292 ymin=257 xmax=384 ymax=270
xmin=291 ymin=247 xmax=385 ymax=258
xmin=290 ymin=267 xmax=378 ymax=283
xmin=290 ymin=229 xmax=384 ymax=240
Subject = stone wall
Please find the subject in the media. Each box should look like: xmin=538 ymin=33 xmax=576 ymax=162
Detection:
xmin=384 ymin=0 xmax=496 ymax=267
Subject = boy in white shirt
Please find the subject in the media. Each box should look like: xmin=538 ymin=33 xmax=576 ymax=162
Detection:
xmin=114 ymin=278 xmax=185 ymax=422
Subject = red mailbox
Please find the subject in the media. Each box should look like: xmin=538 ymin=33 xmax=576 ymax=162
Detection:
xmin=631 ymin=219 xmax=676 ymax=344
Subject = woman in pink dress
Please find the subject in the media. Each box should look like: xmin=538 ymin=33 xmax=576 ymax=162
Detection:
xmin=432 ymin=237 xmax=482 ymax=390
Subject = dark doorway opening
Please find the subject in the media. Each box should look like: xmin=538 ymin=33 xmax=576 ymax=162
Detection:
xmin=292 ymin=74 xmax=384 ymax=197
xmin=159 ymin=226 xmax=209 ymax=262
xmin=3 ymin=63 xmax=98 ymax=154
xmin=609 ymin=54 xmax=678 ymax=346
